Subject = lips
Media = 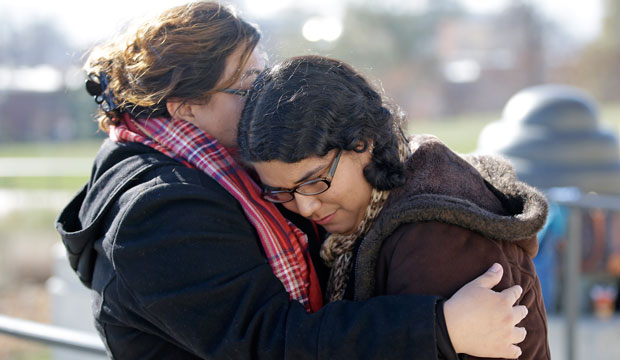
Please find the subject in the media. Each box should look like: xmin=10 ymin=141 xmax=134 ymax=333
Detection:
xmin=314 ymin=212 xmax=336 ymax=225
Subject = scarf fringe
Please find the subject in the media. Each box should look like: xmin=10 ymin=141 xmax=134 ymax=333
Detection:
xmin=321 ymin=138 xmax=410 ymax=302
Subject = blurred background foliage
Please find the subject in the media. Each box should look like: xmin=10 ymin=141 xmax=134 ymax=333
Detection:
xmin=0 ymin=0 xmax=619 ymax=144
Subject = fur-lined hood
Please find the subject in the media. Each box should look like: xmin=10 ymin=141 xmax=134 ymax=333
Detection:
xmin=353 ymin=134 xmax=548 ymax=300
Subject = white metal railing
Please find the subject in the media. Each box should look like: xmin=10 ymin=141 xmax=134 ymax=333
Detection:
xmin=0 ymin=314 xmax=106 ymax=355
xmin=547 ymin=187 xmax=620 ymax=360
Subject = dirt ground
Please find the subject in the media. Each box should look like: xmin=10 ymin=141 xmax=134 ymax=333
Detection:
xmin=0 ymin=207 xmax=59 ymax=360
xmin=0 ymin=284 xmax=52 ymax=360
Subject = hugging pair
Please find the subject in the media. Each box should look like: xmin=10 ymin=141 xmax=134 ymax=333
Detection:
xmin=57 ymin=2 xmax=548 ymax=359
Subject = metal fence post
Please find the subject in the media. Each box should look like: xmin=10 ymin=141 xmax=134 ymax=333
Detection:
xmin=565 ymin=206 xmax=582 ymax=360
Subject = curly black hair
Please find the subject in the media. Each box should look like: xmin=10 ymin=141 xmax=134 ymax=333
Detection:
xmin=238 ymin=55 xmax=407 ymax=190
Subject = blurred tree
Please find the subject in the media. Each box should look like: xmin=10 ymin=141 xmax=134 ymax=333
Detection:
xmin=333 ymin=1 xmax=464 ymax=76
xmin=573 ymin=0 xmax=620 ymax=102
xmin=504 ymin=1 xmax=546 ymax=86
xmin=256 ymin=0 xmax=562 ymax=119
xmin=328 ymin=4 xmax=457 ymax=118
xmin=438 ymin=0 xmax=549 ymax=116
xmin=252 ymin=0 xmax=465 ymax=120
xmin=0 ymin=18 xmax=77 ymax=68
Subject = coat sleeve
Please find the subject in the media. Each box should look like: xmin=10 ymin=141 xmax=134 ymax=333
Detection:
xmin=108 ymin=181 xmax=441 ymax=360
xmin=375 ymin=221 xmax=551 ymax=360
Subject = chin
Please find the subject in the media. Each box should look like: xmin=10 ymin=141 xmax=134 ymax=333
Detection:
xmin=324 ymin=223 xmax=355 ymax=236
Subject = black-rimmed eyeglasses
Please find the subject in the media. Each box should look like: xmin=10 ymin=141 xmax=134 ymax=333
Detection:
xmin=217 ymin=88 xmax=250 ymax=96
xmin=261 ymin=149 xmax=343 ymax=203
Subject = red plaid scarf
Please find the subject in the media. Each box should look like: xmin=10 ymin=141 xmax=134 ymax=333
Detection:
xmin=110 ymin=113 xmax=322 ymax=312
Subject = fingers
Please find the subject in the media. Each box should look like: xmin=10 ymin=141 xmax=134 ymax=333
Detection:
xmin=511 ymin=326 xmax=527 ymax=345
xmin=500 ymin=284 xmax=523 ymax=305
xmin=472 ymin=263 xmax=503 ymax=289
xmin=505 ymin=345 xmax=523 ymax=359
xmin=512 ymin=304 xmax=528 ymax=325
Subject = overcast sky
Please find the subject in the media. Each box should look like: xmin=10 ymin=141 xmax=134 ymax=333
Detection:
xmin=0 ymin=0 xmax=604 ymax=47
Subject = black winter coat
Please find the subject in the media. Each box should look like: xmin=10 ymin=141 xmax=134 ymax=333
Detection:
xmin=56 ymin=139 xmax=447 ymax=360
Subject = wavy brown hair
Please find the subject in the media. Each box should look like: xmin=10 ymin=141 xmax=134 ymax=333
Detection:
xmin=85 ymin=1 xmax=260 ymax=131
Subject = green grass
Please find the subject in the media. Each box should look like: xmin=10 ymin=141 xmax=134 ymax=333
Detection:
xmin=0 ymin=140 xmax=99 ymax=190
xmin=0 ymin=139 xmax=103 ymax=157
xmin=408 ymin=102 xmax=620 ymax=154
xmin=408 ymin=113 xmax=496 ymax=153
xmin=0 ymin=209 xmax=60 ymax=233
xmin=0 ymin=177 xmax=87 ymax=190
xmin=601 ymin=102 xmax=620 ymax=132
xmin=0 ymin=103 xmax=618 ymax=190
xmin=2 ymin=346 xmax=51 ymax=360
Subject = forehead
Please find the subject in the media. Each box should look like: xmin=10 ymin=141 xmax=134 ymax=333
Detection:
xmin=253 ymin=155 xmax=330 ymax=187
xmin=221 ymin=46 xmax=264 ymax=84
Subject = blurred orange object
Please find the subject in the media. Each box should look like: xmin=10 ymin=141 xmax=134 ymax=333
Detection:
xmin=590 ymin=284 xmax=618 ymax=319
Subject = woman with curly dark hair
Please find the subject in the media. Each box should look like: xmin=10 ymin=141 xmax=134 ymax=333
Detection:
xmin=239 ymin=55 xmax=550 ymax=360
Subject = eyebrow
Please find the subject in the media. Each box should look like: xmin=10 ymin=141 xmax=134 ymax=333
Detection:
xmin=241 ymin=69 xmax=262 ymax=81
xmin=261 ymin=162 xmax=327 ymax=192
xmin=294 ymin=162 xmax=329 ymax=184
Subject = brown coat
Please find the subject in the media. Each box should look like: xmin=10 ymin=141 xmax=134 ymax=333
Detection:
xmin=352 ymin=135 xmax=550 ymax=359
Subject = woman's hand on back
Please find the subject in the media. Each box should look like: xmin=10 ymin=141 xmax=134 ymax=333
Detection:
xmin=443 ymin=263 xmax=528 ymax=358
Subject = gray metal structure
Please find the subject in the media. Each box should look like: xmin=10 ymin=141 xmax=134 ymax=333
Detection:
xmin=477 ymin=84 xmax=620 ymax=194
xmin=478 ymin=84 xmax=620 ymax=360
xmin=549 ymin=190 xmax=620 ymax=360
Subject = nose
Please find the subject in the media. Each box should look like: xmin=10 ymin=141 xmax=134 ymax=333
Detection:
xmin=291 ymin=193 xmax=321 ymax=218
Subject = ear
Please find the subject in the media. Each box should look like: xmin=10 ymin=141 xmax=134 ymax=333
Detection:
xmin=356 ymin=140 xmax=372 ymax=152
xmin=166 ymin=100 xmax=195 ymax=122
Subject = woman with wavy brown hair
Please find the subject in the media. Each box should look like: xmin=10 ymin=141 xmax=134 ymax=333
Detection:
xmin=57 ymin=2 xmax=529 ymax=359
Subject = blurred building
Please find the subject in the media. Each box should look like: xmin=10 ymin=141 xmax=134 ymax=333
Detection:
xmin=435 ymin=4 xmax=549 ymax=116
xmin=0 ymin=66 xmax=99 ymax=142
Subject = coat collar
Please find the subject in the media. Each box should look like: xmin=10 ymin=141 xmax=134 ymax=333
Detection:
xmin=353 ymin=135 xmax=548 ymax=300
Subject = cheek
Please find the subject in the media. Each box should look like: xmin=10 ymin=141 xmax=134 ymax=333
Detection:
xmin=215 ymin=97 xmax=244 ymax=121
xmin=358 ymin=186 xmax=373 ymax=212
xmin=282 ymin=201 xmax=299 ymax=214
xmin=224 ymin=101 xmax=246 ymax=143
xmin=227 ymin=100 xmax=246 ymax=129
xmin=338 ymin=169 xmax=372 ymax=207
xmin=232 ymin=97 xmax=246 ymax=115
xmin=343 ymin=174 xmax=373 ymax=217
